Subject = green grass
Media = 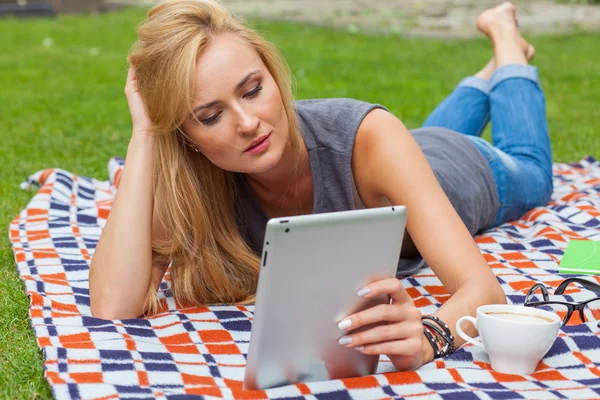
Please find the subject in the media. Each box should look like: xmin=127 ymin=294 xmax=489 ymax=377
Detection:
xmin=555 ymin=0 xmax=600 ymax=4
xmin=1 ymin=7 xmax=599 ymax=398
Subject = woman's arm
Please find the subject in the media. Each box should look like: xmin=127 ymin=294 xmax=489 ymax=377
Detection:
xmin=346 ymin=108 xmax=506 ymax=368
xmin=89 ymin=136 xmax=160 ymax=319
xmin=89 ymin=65 xmax=166 ymax=320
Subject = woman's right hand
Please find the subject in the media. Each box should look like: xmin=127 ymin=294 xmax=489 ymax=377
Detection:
xmin=124 ymin=63 xmax=154 ymax=138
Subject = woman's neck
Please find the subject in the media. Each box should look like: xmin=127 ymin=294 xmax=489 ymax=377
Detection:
xmin=245 ymin=141 xmax=313 ymax=217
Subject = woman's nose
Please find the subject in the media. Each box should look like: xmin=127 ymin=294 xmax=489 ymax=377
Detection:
xmin=237 ymin=106 xmax=260 ymax=135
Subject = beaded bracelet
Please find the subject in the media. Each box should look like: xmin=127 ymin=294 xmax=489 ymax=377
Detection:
xmin=421 ymin=315 xmax=456 ymax=358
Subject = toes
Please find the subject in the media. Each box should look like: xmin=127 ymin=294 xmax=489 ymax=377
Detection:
xmin=527 ymin=44 xmax=536 ymax=61
xmin=502 ymin=1 xmax=518 ymax=22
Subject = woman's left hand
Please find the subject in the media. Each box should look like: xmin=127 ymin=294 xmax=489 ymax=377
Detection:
xmin=337 ymin=278 xmax=431 ymax=371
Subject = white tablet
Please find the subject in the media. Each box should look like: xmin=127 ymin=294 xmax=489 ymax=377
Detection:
xmin=243 ymin=205 xmax=408 ymax=390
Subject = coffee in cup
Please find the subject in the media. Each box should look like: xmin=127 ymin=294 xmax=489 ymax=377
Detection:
xmin=484 ymin=311 xmax=554 ymax=323
xmin=456 ymin=304 xmax=561 ymax=375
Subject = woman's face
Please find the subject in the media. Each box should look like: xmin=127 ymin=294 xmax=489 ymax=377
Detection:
xmin=182 ymin=33 xmax=289 ymax=174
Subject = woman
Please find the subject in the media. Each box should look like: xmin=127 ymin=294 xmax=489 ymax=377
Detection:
xmin=89 ymin=0 xmax=552 ymax=372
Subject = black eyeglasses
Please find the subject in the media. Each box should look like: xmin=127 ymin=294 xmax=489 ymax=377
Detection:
xmin=524 ymin=277 xmax=600 ymax=327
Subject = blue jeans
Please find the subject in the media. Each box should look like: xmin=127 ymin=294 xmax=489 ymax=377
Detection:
xmin=422 ymin=64 xmax=553 ymax=227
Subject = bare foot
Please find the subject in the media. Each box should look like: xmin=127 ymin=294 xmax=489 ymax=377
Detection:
xmin=476 ymin=38 xmax=534 ymax=80
xmin=525 ymin=42 xmax=536 ymax=61
xmin=477 ymin=2 xmax=534 ymax=60
xmin=476 ymin=2 xmax=519 ymax=37
xmin=521 ymin=38 xmax=536 ymax=61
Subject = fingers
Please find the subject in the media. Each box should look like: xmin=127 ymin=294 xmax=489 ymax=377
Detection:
xmin=338 ymin=318 xmax=423 ymax=349
xmin=123 ymin=63 xmax=154 ymax=136
xmin=334 ymin=277 xmax=427 ymax=370
xmin=354 ymin=338 xmax=423 ymax=357
xmin=126 ymin=63 xmax=135 ymax=81
xmin=360 ymin=278 xmax=411 ymax=305
xmin=337 ymin=278 xmax=417 ymax=331
xmin=125 ymin=64 xmax=138 ymax=95
xmin=341 ymin=302 xmax=418 ymax=331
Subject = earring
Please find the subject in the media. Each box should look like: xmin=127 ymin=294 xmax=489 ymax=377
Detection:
xmin=193 ymin=147 xmax=200 ymax=153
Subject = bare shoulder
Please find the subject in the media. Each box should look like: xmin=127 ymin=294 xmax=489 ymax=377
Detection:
xmin=351 ymin=108 xmax=414 ymax=208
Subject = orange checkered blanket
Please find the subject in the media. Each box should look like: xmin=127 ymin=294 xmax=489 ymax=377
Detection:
xmin=8 ymin=156 xmax=600 ymax=399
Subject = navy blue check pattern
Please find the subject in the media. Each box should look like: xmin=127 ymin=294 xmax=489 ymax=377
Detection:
xmin=8 ymin=156 xmax=600 ymax=399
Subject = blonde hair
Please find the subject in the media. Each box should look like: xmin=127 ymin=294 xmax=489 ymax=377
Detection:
xmin=128 ymin=0 xmax=304 ymax=315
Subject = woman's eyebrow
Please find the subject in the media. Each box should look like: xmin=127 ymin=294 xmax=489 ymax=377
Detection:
xmin=191 ymin=69 xmax=261 ymax=115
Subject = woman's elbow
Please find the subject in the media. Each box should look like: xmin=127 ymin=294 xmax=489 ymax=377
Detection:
xmin=90 ymin=304 xmax=143 ymax=320
xmin=89 ymin=292 xmax=144 ymax=320
xmin=90 ymin=303 xmax=117 ymax=320
xmin=488 ymin=279 xmax=507 ymax=305
xmin=465 ymin=275 xmax=506 ymax=306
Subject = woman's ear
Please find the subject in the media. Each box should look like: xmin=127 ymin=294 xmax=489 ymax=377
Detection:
xmin=177 ymin=127 xmax=201 ymax=153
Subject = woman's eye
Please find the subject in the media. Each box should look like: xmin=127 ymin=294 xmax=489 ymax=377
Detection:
xmin=244 ymin=84 xmax=263 ymax=99
xmin=195 ymin=84 xmax=261 ymax=125
xmin=200 ymin=112 xmax=221 ymax=125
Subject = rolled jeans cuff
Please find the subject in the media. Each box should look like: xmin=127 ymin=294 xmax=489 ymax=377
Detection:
xmin=457 ymin=76 xmax=490 ymax=95
xmin=489 ymin=64 xmax=540 ymax=92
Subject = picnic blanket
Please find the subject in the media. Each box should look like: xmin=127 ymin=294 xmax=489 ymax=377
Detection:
xmin=8 ymin=155 xmax=600 ymax=400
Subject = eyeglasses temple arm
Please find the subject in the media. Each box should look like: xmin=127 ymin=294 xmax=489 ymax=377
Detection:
xmin=556 ymin=278 xmax=600 ymax=295
xmin=526 ymin=283 xmax=550 ymax=302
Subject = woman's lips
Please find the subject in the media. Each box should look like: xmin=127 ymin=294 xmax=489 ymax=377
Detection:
xmin=244 ymin=132 xmax=272 ymax=154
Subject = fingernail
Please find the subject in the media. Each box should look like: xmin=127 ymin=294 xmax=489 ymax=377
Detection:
xmin=337 ymin=319 xmax=352 ymax=330
xmin=338 ymin=336 xmax=352 ymax=345
xmin=357 ymin=287 xmax=370 ymax=297
xmin=355 ymin=346 xmax=365 ymax=351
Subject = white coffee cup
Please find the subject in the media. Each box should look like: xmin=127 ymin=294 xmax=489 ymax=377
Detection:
xmin=456 ymin=304 xmax=561 ymax=375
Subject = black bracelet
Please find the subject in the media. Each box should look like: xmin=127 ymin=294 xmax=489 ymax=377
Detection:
xmin=424 ymin=315 xmax=455 ymax=356
xmin=422 ymin=325 xmax=442 ymax=359
xmin=422 ymin=322 xmax=451 ymax=359
xmin=421 ymin=315 xmax=455 ymax=358
xmin=422 ymin=315 xmax=454 ymax=338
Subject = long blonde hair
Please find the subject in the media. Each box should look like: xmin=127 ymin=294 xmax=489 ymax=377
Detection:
xmin=128 ymin=0 xmax=304 ymax=315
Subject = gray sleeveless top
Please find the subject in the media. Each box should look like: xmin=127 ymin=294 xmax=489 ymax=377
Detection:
xmin=234 ymin=98 xmax=500 ymax=276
